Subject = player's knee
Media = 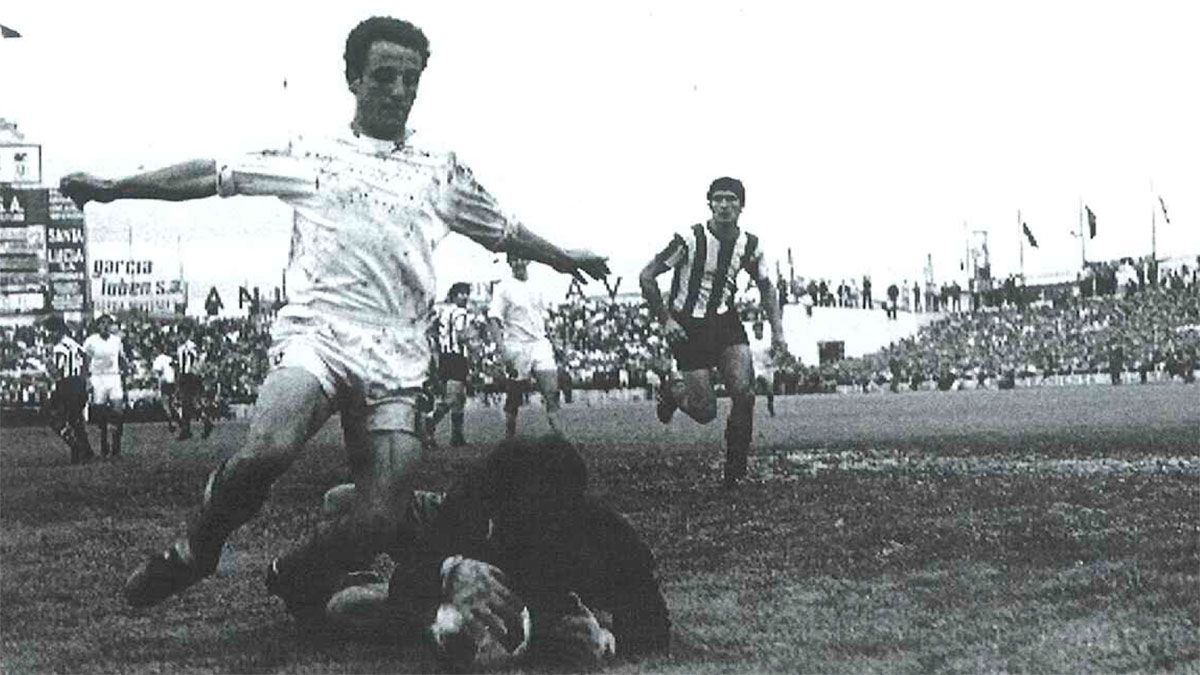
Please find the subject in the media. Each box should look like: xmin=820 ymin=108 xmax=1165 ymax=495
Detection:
xmin=322 ymin=483 xmax=357 ymax=518
xmin=689 ymin=401 xmax=718 ymax=423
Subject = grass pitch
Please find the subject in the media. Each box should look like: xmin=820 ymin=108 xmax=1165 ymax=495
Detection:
xmin=2 ymin=385 xmax=1198 ymax=673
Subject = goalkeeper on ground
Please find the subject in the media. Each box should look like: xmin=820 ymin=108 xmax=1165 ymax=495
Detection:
xmin=267 ymin=435 xmax=671 ymax=671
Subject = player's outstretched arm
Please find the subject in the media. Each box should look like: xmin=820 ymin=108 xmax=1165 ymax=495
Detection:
xmin=59 ymin=159 xmax=218 ymax=208
xmin=504 ymin=226 xmax=609 ymax=283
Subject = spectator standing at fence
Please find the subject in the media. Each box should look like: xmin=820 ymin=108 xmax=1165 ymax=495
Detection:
xmin=862 ymin=275 xmax=873 ymax=309
xmin=488 ymin=254 xmax=566 ymax=438
xmin=44 ymin=315 xmax=94 ymax=464
xmin=82 ymin=314 xmax=127 ymax=458
xmin=176 ymin=326 xmax=214 ymax=440
xmin=151 ymin=349 xmax=179 ymax=433
xmin=640 ymin=176 xmax=788 ymax=488
xmin=886 ymin=283 xmax=900 ymax=320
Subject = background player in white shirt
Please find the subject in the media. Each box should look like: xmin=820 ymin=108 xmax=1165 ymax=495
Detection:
xmin=60 ymin=16 xmax=609 ymax=617
xmin=749 ymin=320 xmax=777 ymax=417
xmin=81 ymin=314 xmax=128 ymax=458
xmin=44 ymin=314 xmax=94 ymax=464
xmin=488 ymin=254 xmax=565 ymax=438
xmin=150 ymin=350 xmax=179 ymax=433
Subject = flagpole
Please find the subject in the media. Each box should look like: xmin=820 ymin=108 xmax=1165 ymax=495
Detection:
xmin=1078 ymin=199 xmax=1085 ymax=267
xmin=1017 ymin=209 xmax=1024 ymax=281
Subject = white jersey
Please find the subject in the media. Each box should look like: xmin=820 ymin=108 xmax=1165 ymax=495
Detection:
xmin=82 ymin=333 xmax=124 ymax=377
xmin=749 ymin=332 xmax=775 ymax=377
xmin=488 ymin=277 xmax=548 ymax=343
xmin=217 ymin=130 xmax=517 ymax=328
xmin=151 ymin=353 xmax=176 ymax=384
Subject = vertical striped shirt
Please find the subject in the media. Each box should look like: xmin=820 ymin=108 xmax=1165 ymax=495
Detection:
xmin=660 ymin=223 xmax=767 ymax=319
xmin=435 ymin=304 xmax=471 ymax=356
xmin=53 ymin=336 xmax=86 ymax=378
xmin=177 ymin=340 xmax=201 ymax=376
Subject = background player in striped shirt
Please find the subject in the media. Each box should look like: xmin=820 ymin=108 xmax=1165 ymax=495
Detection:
xmin=488 ymin=254 xmax=566 ymax=438
xmin=43 ymin=315 xmax=94 ymax=464
xmin=82 ymin=314 xmax=128 ymax=458
xmin=61 ymin=16 xmax=608 ymax=611
xmin=426 ymin=282 xmax=473 ymax=447
xmin=175 ymin=325 xmax=214 ymax=440
xmin=639 ymin=177 xmax=788 ymax=488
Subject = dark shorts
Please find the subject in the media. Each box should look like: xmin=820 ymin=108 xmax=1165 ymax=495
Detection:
xmin=160 ymin=381 xmax=177 ymax=397
xmin=51 ymin=376 xmax=88 ymax=417
xmin=670 ymin=311 xmax=749 ymax=372
xmin=178 ymin=373 xmax=205 ymax=398
xmin=438 ymin=353 xmax=469 ymax=383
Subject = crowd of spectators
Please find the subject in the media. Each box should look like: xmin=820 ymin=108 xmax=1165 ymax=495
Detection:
xmin=3 ymin=256 xmax=1196 ymax=412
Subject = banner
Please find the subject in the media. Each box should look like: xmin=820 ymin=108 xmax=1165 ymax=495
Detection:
xmin=91 ymin=257 xmax=187 ymax=317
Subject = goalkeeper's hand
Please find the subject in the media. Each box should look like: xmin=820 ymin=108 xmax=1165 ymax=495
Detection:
xmin=530 ymin=592 xmax=616 ymax=671
xmin=430 ymin=556 xmax=528 ymax=670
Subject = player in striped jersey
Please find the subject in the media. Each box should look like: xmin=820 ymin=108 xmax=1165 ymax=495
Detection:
xmin=175 ymin=326 xmax=214 ymax=441
xmin=639 ymin=177 xmax=788 ymax=488
xmin=43 ymin=315 xmax=95 ymax=464
xmin=426 ymin=282 xmax=473 ymax=447
xmin=82 ymin=314 xmax=128 ymax=458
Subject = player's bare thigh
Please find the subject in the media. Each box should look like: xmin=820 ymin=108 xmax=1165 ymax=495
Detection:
xmin=233 ymin=367 xmax=334 ymax=471
xmin=679 ymin=368 xmax=717 ymax=422
xmin=718 ymin=344 xmax=755 ymax=400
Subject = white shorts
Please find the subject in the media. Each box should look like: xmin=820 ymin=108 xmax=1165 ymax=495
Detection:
xmin=503 ymin=338 xmax=557 ymax=378
xmin=89 ymin=374 xmax=125 ymax=406
xmin=268 ymin=311 xmax=428 ymax=432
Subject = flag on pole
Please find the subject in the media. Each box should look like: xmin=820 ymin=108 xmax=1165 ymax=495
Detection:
xmin=1158 ymin=196 xmax=1171 ymax=225
xmin=0 ymin=24 xmax=22 ymax=38
xmin=1085 ymin=206 xmax=1097 ymax=239
xmin=1022 ymin=222 xmax=1039 ymax=248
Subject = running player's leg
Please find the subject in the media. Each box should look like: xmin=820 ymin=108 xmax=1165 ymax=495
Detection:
xmin=503 ymin=377 xmax=523 ymax=439
xmin=110 ymin=389 xmax=126 ymax=456
xmin=674 ymin=368 xmax=718 ymax=423
xmin=532 ymin=367 xmax=563 ymax=436
xmin=124 ymin=367 xmax=333 ymax=606
xmin=717 ymin=344 xmax=755 ymax=486
xmin=91 ymin=381 xmax=111 ymax=456
xmin=445 ymin=379 xmax=468 ymax=445
xmin=268 ymin=393 xmax=423 ymax=620
xmin=177 ymin=376 xmax=195 ymax=439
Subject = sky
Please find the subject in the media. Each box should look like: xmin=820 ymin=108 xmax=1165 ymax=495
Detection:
xmin=3 ymin=1 xmax=1198 ymax=311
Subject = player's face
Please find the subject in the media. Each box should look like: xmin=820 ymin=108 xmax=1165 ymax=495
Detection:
xmin=510 ymin=258 xmax=529 ymax=281
xmin=350 ymin=41 xmax=424 ymax=141
xmin=709 ymin=190 xmax=742 ymax=225
xmin=97 ymin=319 xmax=111 ymax=337
xmin=753 ymin=323 xmax=764 ymax=340
xmin=453 ymin=291 xmax=469 ymax=307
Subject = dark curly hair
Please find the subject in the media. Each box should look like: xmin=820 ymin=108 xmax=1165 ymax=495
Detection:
xmin=344 ymin=16 xmax=431 ymax=84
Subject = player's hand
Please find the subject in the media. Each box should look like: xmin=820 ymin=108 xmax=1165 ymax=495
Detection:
xmin=662 ymin=317 xmax=687 ymax=346
xmin=59 ymin=173 xmax=116 ymax=209
xmin=556 ymin=249 xmax=610 ymax=283
xmin=430 ymin=556 xmax=527 ymax=669
xmin=530 ymin=592 xmax=616 ymax=671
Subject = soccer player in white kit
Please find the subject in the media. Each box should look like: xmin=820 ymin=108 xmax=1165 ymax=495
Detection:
xmin=60 ymin=16 xmax=608 ymax=612
xmin=749 ymin=320 xmax=777 ymax=417
xmin=150 ymin=350 xmax=178 ymax=433
xmin=81 ymin=314 xmax=128 ymax=458
xmin=488 ymin=254 xmax=565 ymax=438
